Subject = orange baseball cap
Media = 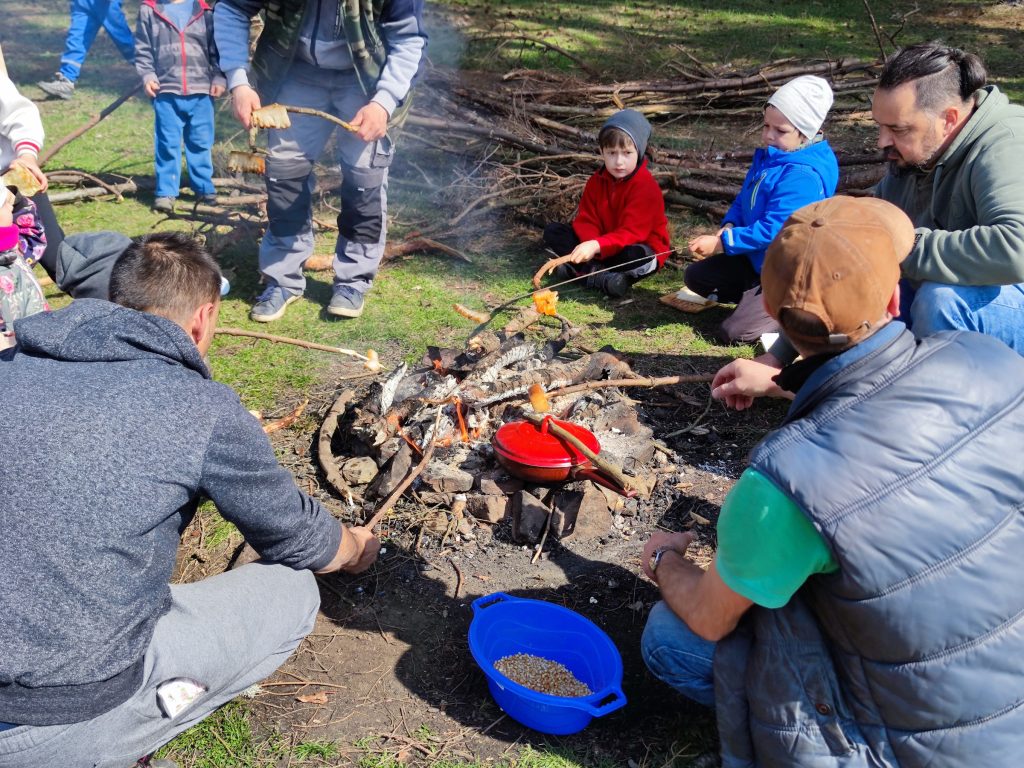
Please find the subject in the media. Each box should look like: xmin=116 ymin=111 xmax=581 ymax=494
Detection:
xmin=762 ymin=196 xmax=915 ymax=347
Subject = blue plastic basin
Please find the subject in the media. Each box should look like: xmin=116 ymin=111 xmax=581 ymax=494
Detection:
xmin=468 ymin=592 xmax=627 ymax=735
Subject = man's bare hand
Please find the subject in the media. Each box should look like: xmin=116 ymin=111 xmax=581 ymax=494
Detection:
xmin=349 ymin=102 xmax=389 ymax=142
xmin=642 ymin=531 xmax=695 ymax=581
xmin=711 ymin=357 xmax=786 ymax=411
xmin=338 ymin=526 xmax=380 ymax=574
xmin=9 ymin=155 xmax=48 ymax=193
xmin=144 ymin=80 xmax=161 ymax=98
xmin=231 ymin=85 xmax=262 ymax=129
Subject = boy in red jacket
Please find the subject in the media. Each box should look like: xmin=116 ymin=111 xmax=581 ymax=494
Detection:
xmin=543 ymin=110 xmax=670 ymax=297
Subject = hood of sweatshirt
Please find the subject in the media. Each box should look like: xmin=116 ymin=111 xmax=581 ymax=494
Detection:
xmin=13 ymin=298 xmax=210 ymax=378
xmin=935 ymin=85 xmax=1023 ymax=171
xmin=55 ymin=231 xmax=132 ymax=300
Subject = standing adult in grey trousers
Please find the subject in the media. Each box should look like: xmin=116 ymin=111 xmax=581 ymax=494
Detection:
xmin=0 ymin=232 xmax=380 ymax=767
xmin=214 ymin=0 xmax=427 ymax=322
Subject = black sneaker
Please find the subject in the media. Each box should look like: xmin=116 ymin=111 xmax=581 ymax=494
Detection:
xmin=585 ymin=271 xmax=630 ymax=298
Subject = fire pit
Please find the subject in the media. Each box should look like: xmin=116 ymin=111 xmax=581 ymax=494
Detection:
xmin=318 ymin=305 xmax=669 ymax=546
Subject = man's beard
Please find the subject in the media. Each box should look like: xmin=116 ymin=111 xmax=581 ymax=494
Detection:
xmin=884 ymin=131 xmax=945 ymax=173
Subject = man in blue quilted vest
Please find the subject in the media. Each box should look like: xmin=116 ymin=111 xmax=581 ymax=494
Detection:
xmin=642 ymin=196 xmax=1024 ymax=766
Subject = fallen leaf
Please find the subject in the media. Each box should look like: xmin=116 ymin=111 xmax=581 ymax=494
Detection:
xmin=690 ymin=512 xmax=711 ymax=526
xmin=295 ymin=691 xmax=331 ymax=704
xmin=474 ymin=573 xmax=492 ymax=581
xmin=674 ymin=481 xmax=694 ymax=490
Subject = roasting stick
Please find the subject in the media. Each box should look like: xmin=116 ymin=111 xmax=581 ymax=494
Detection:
xmin=365 ymin=406 xmax=444 ymax=530
xmin=520 ymin=411 xmax=636 ymax=495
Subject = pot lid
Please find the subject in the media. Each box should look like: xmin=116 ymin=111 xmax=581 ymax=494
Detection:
xmin=492 ymin=418 xmax=601 ymax=468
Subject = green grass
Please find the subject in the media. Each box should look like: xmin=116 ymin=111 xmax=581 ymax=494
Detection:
xmin=11 ymin=1 xmax=1024 ymax=767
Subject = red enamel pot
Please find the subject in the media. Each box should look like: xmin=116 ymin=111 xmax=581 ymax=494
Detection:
xmin=492 ymin=415 xmax=636 ymax=497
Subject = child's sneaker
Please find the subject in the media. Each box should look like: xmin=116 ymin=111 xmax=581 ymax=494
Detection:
xmin=37 ymin=73 xmax=75 ymax=100
xmin=153 ymin=197 xmax=175 ymax=213
xmin=586 ymin=271 xmax=630 ymax=298
xmin=199 ymin=194 xmax=218 ymax=205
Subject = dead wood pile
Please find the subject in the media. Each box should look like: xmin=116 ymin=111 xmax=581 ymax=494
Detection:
xmin=400 ymin=56 xmax=887 ymax=235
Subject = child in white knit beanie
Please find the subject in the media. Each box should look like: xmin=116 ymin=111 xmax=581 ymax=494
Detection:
xmin=682 ymin=75 xmax=840 ymax=343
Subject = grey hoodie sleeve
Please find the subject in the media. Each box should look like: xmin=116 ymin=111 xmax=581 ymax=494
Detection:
xmin=370 ymin=0 xmax=427 ymax=116
xmin=897 ymin=127 xmax=1024 ymax=286
xmin=200 ymin=399 xmax=341 ymax=571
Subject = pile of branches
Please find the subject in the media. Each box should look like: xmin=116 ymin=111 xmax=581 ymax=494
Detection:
xmin=401 ymin=56 xmax=888 ymax=233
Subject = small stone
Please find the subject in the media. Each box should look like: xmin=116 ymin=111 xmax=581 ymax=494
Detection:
xmin=422 ymin=463 xmax=474 ymax=494
xmin=467 ymin=495 xmax=508 ymax=524
xmin=511 ymin=491 xmax=550 ymax=544
xmin=476 ymin=469 xmax=524 ymax=496
xmin=589 ymin=596 xmax=598 ymax=604
xmin=341 ymin=456 xmax=379 ymax=485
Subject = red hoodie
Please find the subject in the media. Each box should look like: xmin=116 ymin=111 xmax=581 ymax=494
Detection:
xmin=572 ymin=158 xmax=671 ymax=266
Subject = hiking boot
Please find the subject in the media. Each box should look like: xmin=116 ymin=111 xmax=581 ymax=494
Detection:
xmin=38 ymin=73 xmax=76 ymax=100
xmin=585 ymin=271 xmax=631 ymax=298
xmin=327 ymin=284 xmax=365 ymax=318
xmin=250 ymin=285 xmax=301 ymax=322
xmin=551 ymin=263 xmax=579 ymax=282
xmin=153 ymin=197 xmax=175 ymax=212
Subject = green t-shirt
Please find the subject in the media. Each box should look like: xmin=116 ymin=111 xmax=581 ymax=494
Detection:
xmin=716 ymin=468 xmax=839 ymax=608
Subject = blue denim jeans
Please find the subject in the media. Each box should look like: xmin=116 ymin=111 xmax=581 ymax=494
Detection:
xmin=908 ymin=280 xmax=1024 ymax=355
xmin=59 ymin=0 xmax=135 ymax=82
xmin=641 ymin=601 xmax=717 ymax=707
xmin=152 ymin=94 xmax=216 ymax=199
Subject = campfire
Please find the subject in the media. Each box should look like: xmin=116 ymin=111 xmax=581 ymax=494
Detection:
xmin=318 ymin=303 xmax=711 ymax=549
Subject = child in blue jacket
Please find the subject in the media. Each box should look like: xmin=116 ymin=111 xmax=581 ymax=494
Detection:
xmin=684 ymin=75 xmax=839 ymax=342
xmin=135 ymin=0 xmax=225 ymax=212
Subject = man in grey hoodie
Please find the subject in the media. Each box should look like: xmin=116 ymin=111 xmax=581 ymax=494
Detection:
xmin=0 ymin=232 xmax=379 ymax=766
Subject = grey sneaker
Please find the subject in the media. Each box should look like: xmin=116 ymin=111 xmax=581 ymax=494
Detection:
xmin=327 ymin=284 xmax=365 ymax=318
xmin=153 ymin=197 xmax=175 ymax=212
xmin=586 ymin=271 xmax=631 ymax=298
xmin=199 ymin=193 xmax=218 ymax=205
xmin=250 ymin=285 xmax=301 ymax=322
xmin=38 ymin=73 xmax=75 ymax=100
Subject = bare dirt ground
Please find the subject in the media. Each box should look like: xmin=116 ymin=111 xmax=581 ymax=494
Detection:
xmin=182 ymin=349 xmax=790 ymax=765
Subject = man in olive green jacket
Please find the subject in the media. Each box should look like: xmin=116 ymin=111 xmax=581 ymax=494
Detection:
xmin=872 ymin=42 xmax=1024 ymax=353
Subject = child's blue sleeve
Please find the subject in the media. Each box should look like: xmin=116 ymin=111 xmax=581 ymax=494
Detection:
xmin=722 ymin=166 xmax=827 ymax=256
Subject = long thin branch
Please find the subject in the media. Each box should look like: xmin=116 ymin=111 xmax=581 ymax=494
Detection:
xmin=365 ymin=407 xmax=443 ymax=530
xmin=317 ymin=389 xmax=363 ymax=505
xmin=41 ymin=82 xmax=143 ymax=165
xmin=473 ymin=33 xmax=597 ymax=76
xmin=543 ymin=374 xmax=715 ymax=400
xmin=215 ymin=327 xmax=377 ymax=366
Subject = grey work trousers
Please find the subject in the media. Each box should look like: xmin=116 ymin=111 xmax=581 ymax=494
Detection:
xmin=261 ymin=61 xmax=393 ymax=296
xmin=0 ymin=563 xmax=319 ymax=768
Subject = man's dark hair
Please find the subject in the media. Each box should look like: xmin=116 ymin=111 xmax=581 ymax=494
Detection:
xmin=109 ymin=232 xmax=221 ymax=325
xmin=598 ymin=126 xmax=636 ymax=152
xmin=878 ymin=42 xmax=987 ymax=113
